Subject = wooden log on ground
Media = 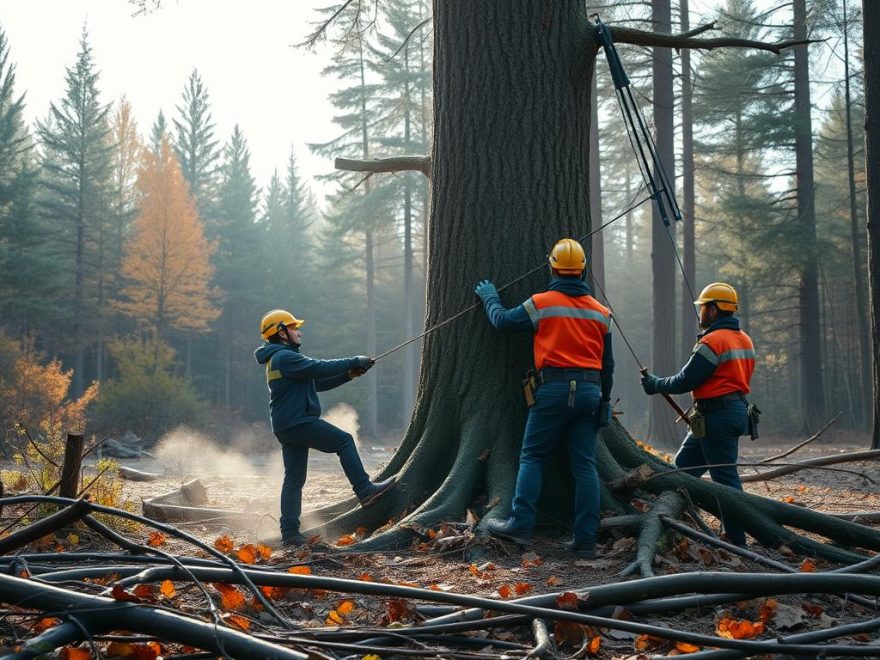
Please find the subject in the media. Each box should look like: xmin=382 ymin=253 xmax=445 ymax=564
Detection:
xmin=141 ymin=480 xmax=257 ymax=528
xmin=118 ymin=466 xmax=160 ymax=482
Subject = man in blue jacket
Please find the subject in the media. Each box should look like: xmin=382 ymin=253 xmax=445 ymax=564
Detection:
xmin=255 ymin=309 xmax=395 ymax=546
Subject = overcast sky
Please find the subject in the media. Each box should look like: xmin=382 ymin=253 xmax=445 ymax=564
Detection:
xmin=0 ymin=0 xmax=341 ymax=206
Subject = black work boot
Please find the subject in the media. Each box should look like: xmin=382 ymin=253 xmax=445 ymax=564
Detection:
xmin=281 ymin=533 xmax=308 ymax=547
xmin=358 ymin=476 xmax=397 ymax=507
xmin=564 ymin=538 xmax=597 ymax=559
xmin=485 ymin=518 xmax=532 ymax=547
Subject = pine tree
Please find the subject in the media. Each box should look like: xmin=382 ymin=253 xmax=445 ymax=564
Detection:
xmin=172 ymin=69 xmax=219 ymax=220
xmin=117 ymin=136 xmax=219 ymax=350
xmin=37 ymin=27 xmax=114 ymax=395
xmin=150 ymin=110 xmax=168 ymax=155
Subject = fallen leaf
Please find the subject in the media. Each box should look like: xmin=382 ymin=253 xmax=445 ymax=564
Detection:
xmin=799 ymin=558 xmax=817 ymax=572
xmin=212 ymin=583 xmax=246 ymax=610
xmin=675 ymin=641 xmax=700 ymax=653
xmin=556 ymin=592 xmax=580 ymax=610
xmin=236 ymin=544 xmax=257 ymax=564
xmin=716 ymin=617 xmax=764 ymax=639
xmin=106 ymin=641 xmax=135 ymax=656
xmin=546 ymin=575 xmax=563 ymax=586
xmin=111 ymin=584 xmax=143 ymax=602
xmin=147 ymin=531 xmax=166 ymax=548
xmin=256 ymin=543 xmax=273 ymax=560
xmin=225 ymin=614 xmax=251 ymax=631
xmin=634 ymin=634 xmax=668 ymax=651
xmin=497 ymin=584 xmax=512 ymax=599
xmin=160 ymin=580 xmax=176 ymax=599
xmin=521 ymin=551 xmax=543 ymax=567
xmin=214 ymin=535 xmax=234 ymax=553
xmin=337 ymin=599 xmax=355 ymax=615
xmin=60 ymin=648 xmax=90 ymax=660
xmin=359 ymin=572 xmax=374 ymax=581
xmin=132 ymin=584 xmax=156 ymax=599
xmin=514 ymin=582 xmax=533 ymax=595
xmin=383 ymin=598 xmax=415 ymax=624
xmin=33 ymin=617 xmax=58 ymax=632
xmin=336 ymin=534 xmax=356 ymax=546
xmin=288 ymin=565 xmax=312 ymax=575
xmin=67 ymin=533 xmax=79 ymax=546
xmin=588 ymin=635 xmax=601 ymax=654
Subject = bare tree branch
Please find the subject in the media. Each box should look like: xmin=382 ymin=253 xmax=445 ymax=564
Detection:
xmin=609 ymin=23 xmax=816 ymax=54
xmin=336 ymin=155 xmax=431 ymax=178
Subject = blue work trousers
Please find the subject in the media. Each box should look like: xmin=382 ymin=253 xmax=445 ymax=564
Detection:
xmin=510 ymin=380 xmax=602 ymax=544
xmin=674 ymin=401 xmax=748 ymax=546
xmin=275 ymin=419 xmax=372 ymax=539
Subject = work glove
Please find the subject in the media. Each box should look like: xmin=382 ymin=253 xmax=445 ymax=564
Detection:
xmin=597 ymin=400 xmax=612 ymax=428
xmin=641 ymin=372 xmax=661 ymax=395
xmin=474 ymin=279 xmax=498 ymax=301
xmin=353 ymin=356 xmax=375 ymax=371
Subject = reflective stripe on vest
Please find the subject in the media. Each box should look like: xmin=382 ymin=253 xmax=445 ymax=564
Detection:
xmin=529 ymin=291 xmax=611 ymax=370
xmin=692 ymin=328 xmax=755 ymax=400
xmin=266 ymin=359 xmax=282 ymax=383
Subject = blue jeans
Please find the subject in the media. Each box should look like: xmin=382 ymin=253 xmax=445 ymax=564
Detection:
xmin=674 ymin=400 xmax=748 ymax=546
xmin=510 ymin=380 xmax=602 ymax=543
xmin=275 ymin=419 xmax=372 ymax=539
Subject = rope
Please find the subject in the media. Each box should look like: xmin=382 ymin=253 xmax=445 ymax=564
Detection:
xmin=373 ymin=190 xmax=652 ymax=361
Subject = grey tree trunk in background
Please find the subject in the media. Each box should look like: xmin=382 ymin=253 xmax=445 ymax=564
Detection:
xmin=590 ymin=72 xmax=605 ymax=299
xmin=679 ymin=0 xmax=697 ymax=363
xmin=649 ymin=0 xmax=679 ymax=448
xmin=864 ymin=0 xmax=880 ymax=449
xmin=793 ymin=0 xmax=825 ymax=431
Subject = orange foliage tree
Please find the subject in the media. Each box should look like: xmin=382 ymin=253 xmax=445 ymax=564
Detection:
xmin=117 ymin=136 xmax=219 ymax=346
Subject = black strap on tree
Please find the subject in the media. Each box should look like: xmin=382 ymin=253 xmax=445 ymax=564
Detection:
xmin=593 ymin=14 xmax=682 ymax=227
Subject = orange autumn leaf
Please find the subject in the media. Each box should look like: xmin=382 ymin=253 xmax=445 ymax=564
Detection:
xmin=497 ymin=584 xmax=512 ymax=599
xmin=146 ymin=531 xmax=166 ymax=548
xmin=160 ymin=580 xmax=176 ymax=599
xmin=236 ymin=544 xmax=257 ymax=564
xmin=782 ymin=496 xmax=795 ymax=503
xmin=132 ymin=584 xmax=156 ymax=599
xmin=111 ymin=584 xmax=143 ymax=602
xmin=675 ymin=641 xmax=701 ymax=653
xmin=225 ymin=614 xmax=251 ymax=631
xmin=33 ymin=617 xmax=59 ymax=632
xmin=556 ymin=592 xmax=579 ymax=610
xmin=546 ymin=575 xmax=563 ymax=586
xmin=383 ymin=598 xmax=415 ymax=624
xmin=634 ymin=634 xmax=668 ymax=651
xmin=359 ymin=572 xmax=374 ymax=581
xmin=337 ymin=600 xmax=355 ymax=615
xmin=758 ymin=597 xmax=777 ymax=624
xmin=256 ymin=543 xmax=273 ymax=560
xmin=60 ymin=648 xmax=90 ymax=660
xmin=800 ymin=558 xmax=817 ymax=572
xmin=214 ymin=535 xmax=234 ymax=554
xmin=106 ymin=641 xmax=135 ymax=656
xmin=514 ymin=582 xmax=533 ymax=595
xmin=288 ymin=565 xmax=312 ymax=575
xmin=336 ymin=534 xmax=356 ymax=546
xmin=716 ymin=617 xmax=764 ymax=639
xmin=213 ymin=583 xmax=246 ymax=611
xmin=588 ymin=635 xmax=601 ymax=654
xmin=127 ymin=642 xmax=162 ymax=660
xmin=325 ymin=609 xmax=346 ymax=625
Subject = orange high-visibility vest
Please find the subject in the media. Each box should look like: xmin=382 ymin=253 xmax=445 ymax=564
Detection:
xmin=523 ymin=291 xmax=611 ymax=370
xmin=692 ymin=328 xmax=755 ymax=400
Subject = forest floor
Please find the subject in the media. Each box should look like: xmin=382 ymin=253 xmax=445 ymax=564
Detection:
xmin=3 ymin=428 xmax=878 ymax=658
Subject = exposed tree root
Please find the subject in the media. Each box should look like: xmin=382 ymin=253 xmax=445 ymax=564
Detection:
xmin=619 ymin=491 xmax=685 ymax=577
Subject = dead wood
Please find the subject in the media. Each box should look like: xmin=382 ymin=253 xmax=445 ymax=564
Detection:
xmin=141 ymin=479 xmax=256 ymax=527
xmin=741 ymin=449 xmax=880 ymax=483
xmin=59 ymin=433 xmax=84 ymax=499
xmin=0 ymin=499 xmax=90 ymax=555
xmin=759 ymin=413 xmax=841 ymax=463
xmin=117 ymin=466 xmax=160 ymax=481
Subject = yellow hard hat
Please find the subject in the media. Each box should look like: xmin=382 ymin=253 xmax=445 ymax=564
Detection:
xmin=548 ymin=238 xmax=586 ymax=275
xmin=694 ymin=282 xmax=738 ymax=312
xmin=260 ymin=309 xmax=304 ymax=340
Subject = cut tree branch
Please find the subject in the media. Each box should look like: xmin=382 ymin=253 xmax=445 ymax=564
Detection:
xmin=335 ymin=155 xmax=431 ymax=178
xmin=609 ymin=24 xmax=815 ymax=54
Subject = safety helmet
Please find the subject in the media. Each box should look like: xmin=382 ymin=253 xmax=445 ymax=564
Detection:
xmin=694 ymin=282 xmax=738 ymax=312
xmin=260 ymin=309 xmax=304 ymax=340
xmin=548 ymin=238 xmax=586 ymax=275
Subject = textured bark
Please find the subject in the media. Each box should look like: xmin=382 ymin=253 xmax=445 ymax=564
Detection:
xmin=865 ymin=0 xmax=880 ymax=449
xmin=589 ymin=72 xmax=605 ymax=299
xmin=793 ymin=0 xmax=825 ymax=430
xmin=59 ymin=433 xmax=84 ymax=499
xmin=679 ymin=0 xmax=698 ymax=364
xmin=649 ymin=0 xmax=680 ymax=448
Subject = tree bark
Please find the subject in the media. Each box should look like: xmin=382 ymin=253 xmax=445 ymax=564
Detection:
xmin=59 ymin=433 xmax=84 ymax=499
xmin=793 ymin=0 xmax=825 ymax=431
xmin=864 ymin=0 xmax=880 ymax=449
xmin=679 ymin=0 xmax=698 ymax=364
xmin=589 ymin=72 xmax=605 ymax=299
xmin=649 ymin=0 xmax=680 ymax=448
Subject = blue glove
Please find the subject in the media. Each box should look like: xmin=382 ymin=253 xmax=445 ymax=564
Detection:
xmin=641 ymin=372 xmax=661 ymax=395
xmin=354 ymin=356 xmax=375 ymax=371
xmin=474 ymin=279 xmax=498 ymax=301
xmin=597 ymin=400 xmax=612 ymax=428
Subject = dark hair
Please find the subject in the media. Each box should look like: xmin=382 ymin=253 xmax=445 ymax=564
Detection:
xmin=710 ymin=303 xmax=734 ymax=318
xmin=267 ymin=331 xmax=284 ymax=344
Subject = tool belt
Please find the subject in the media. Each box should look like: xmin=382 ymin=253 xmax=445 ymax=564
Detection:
xmin=522 ymin=368 xmax=600 ymax=408
xmin=694 ymin=392 xmax=746 ymax=412
xmin=691 ymin=392 xmax=760 ymax=441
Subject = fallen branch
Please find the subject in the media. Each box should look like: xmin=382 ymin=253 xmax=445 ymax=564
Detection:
xmin=526 ymin=618 xmax=553 ymax=659
xmin=609 ymin=23 xmax=816 ymax=54
xmin=758 ymin=414 xmax=841 ymax=463
xmin=0 ymin=499 xmax=91 ymax=555
xmin=118 ymin=466 xmax=160 ymax=482
xmin=741 ymin=450 xmax=880 ymax=483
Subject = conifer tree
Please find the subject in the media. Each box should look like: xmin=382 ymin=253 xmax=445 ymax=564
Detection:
xmin=150 ymin=110 xmax=168 ymax=155
xmin=172 ymin=69 xmax=219 ymax=219
xmin=37 ymin=28 xmax=114 ymax=395
xmin=117 ymin=136 xmax=219 ymax=350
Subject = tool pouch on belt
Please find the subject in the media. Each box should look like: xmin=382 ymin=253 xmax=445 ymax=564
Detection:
xmin=689 ymin=404 xmax=707 ymax=439
xmin=522 ymin=370 xmax=537 ymax=407
xmin=747 ymin=403 xmax=762 ymax=441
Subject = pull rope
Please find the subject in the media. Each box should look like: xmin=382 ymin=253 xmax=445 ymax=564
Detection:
xmin=373 ymin=189 xmax=652 ymax=361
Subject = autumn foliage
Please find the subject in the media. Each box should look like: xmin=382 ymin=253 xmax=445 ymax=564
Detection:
xmin=117 ymin=136 xmax=219 ymax=342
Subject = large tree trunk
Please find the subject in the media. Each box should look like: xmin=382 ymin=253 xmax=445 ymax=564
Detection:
xmin=793 ymin=0 xmax=825 ymax=431
xmin=589 ymin=73 xmax=605 ymax=299
xmin=299 ymin=1 xmax=880 ymax=563
xmin=649 ymin=0 xmax=679 ymax=448
xmin=865 ymin=0 xmax=880 ymax=449
xmin=679 ymin=0 xmax=697 ymax=364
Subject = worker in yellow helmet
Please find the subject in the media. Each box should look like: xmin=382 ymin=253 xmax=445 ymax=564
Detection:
xmin=641 ymin=283 xmax=756 ymax=547
xmin=474 ymin=238 xmax=615 ymax=559
xmin=255 ymin=309 xmax=395 ymax=547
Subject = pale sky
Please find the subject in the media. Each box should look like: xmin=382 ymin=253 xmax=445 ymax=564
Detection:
xmin=0 ymin=0 xmax=341 ymax=205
